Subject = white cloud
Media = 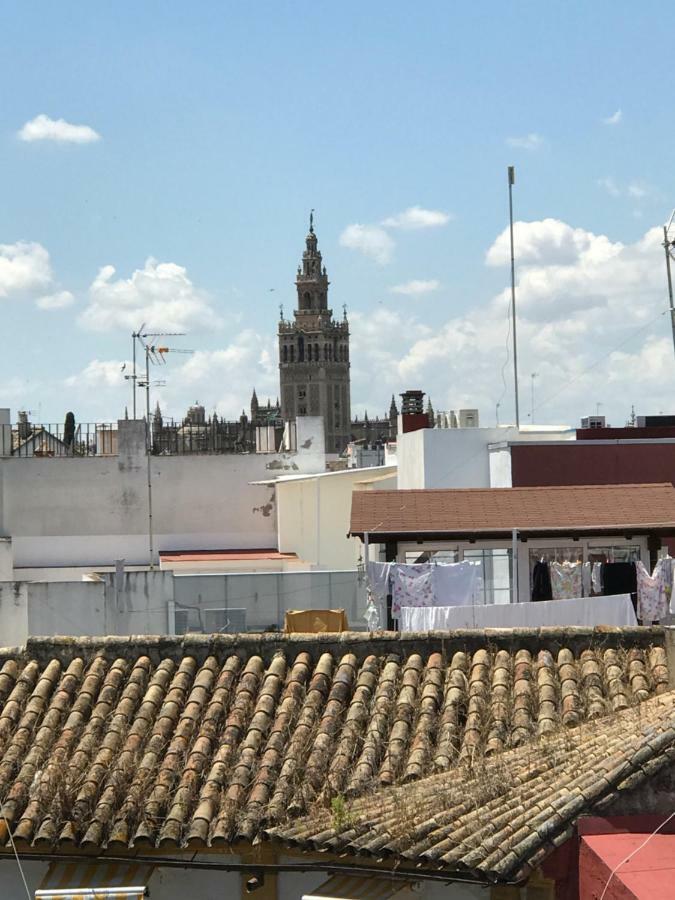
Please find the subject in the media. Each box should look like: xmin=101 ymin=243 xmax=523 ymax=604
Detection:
xmin=18 ymin=114 xmax=101 ymax=144
xmin=597 ymin=177 xmax=650 ymax=200
xmin=36 ymin=290 xmax=75 ymax=310
xmin=390 ymin=279 xmax=440 ymax=296
xmin=627 ymin=181 xmax=648 ymax=199
xmin=602 ymin=109 xmax=623 ymax=126
xmin=78 ymin=257 xmax=221 ymax=332
xmin=344 ymin=219 xmax=673 ymax=428
xmin=597 ymin=176 xmax=620 ymax=197
xmin=0 ymin=241 xmax=53 ymax=297
xmin=381 ymin=206 xmax=451 ymax=229
xmin=339 ymin=224 xmax=394 ymax=265
xmin=65 ymin=359 xmax=129 ymax=389
xmin=506 ymin=133 xmax=543 ymax=151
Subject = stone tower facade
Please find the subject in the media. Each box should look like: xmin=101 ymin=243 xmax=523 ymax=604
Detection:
xmin=279 ymin=216 xmax=351 ymax=452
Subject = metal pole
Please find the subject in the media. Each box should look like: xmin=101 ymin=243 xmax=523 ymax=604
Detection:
xmin=511 ymin=528 xmax=519 ymax=604
xmin=131 ymin=332 xmax=137 ymax=419
xmin=508 ymin=166 xmax=520 ymax=429
xmin=145 ymin=346 xmax=155 ymax=571
xmin=663 ymin=225 xmax=675 ymax=358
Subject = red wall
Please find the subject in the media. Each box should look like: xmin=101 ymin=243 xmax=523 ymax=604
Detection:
xmin=511 ymin=442 xmax=675 ymax=488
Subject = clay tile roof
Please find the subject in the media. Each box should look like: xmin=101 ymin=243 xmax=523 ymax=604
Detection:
xmin=349 ymin=483 xmax=675 ymax=537
xmin=271 ymin=688 xmax=675 ymax=882
xmin=0 ymin=630 xmax=668 ymax=859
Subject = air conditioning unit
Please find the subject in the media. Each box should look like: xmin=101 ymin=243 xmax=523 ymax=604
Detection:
xmin=204 ymin=608 xmax=247 ymax=634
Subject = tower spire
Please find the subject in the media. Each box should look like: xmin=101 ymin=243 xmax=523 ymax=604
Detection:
xmin=309 ymin=209 xmax=314 ymax=233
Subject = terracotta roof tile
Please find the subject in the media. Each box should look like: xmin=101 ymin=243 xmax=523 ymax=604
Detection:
xmin=271 ymin=689 xmax=675 ymax=881
xmin=350 ymin=482 xmax=675 ymax=536
xmin=0 ymin=630 xmax=668 ymax=859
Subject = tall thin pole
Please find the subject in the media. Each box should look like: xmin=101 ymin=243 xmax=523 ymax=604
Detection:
xmin=145 ymin=346 xmax=154 ymax=571
xmin=131 ymin=332 xmax=137 ymax=419
xmin=663 ymin=224 xmax=675 ymax=358
xmin=508 ymin=166 xmax=520 ymax=429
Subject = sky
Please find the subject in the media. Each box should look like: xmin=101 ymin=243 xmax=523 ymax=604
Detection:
xmin=1 ymin=2 xmax=675 ymax=429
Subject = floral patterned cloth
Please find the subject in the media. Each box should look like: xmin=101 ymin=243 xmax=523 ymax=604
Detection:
xmin=550 ymin=561 xmax=583 ymax=600
xmin=636 ymin=560 xmax=669 ymax=622
xmin=391 ymin=565 xmax=434 ymax=617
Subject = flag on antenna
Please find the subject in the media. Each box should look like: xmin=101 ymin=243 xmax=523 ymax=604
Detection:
xmin=508 ymin=166 xmax=515 ymax=185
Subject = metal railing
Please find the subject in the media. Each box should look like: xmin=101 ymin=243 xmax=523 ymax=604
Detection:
xmin=8 ymin=423 xmax=117 ymax=457
xmin=150 ymin=416 xmax=284 ymax=455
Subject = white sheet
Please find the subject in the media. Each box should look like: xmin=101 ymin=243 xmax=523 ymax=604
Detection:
xmin=399 ymin=593 xmax=637 ymax=631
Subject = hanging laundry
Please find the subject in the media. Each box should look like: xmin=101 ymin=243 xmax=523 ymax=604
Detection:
xmin=591 ymin=561 xmax=603 ymax=596
xmin=366 ymin=561 xmax=393 ymax=605
xmin=602 ymin=562 xmax=638 ymax=615
xmin=531 ymin=560 xmax=553 ymax=602
xmin=391 ymin=564 xmax=435 ymax=617
xmin=636 ymin=560 xmax=668 ymax=623
xmin=550 ymin=560 xmax=582 ymax=600
xmin=582 ymin=562 xmax=592 ymax=597
xmin=432 ymin=560 xmax=481 ymax=607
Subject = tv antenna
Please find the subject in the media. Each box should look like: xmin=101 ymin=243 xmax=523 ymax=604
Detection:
xmin=136 ymin=331 xmax=194 ymax=571
xmin=662 ymin=210 xmax=675 ymax=358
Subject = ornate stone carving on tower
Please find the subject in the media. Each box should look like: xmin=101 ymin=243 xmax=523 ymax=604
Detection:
xmin=278 ymin=214 xmax=351 ymax=452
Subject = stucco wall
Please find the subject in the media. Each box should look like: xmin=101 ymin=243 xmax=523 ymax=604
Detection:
xmin=0 ymin=419 xmax=326 ymax=570
xmin=398 ymin=426 xmax=575 ymax=490
xmin=276 ymin=468 xmax=396 ymax=569
xmin=511 ymin=440 xmax=675 ymax=488
xmin=0 ymin=569 xmax=368 ymax=643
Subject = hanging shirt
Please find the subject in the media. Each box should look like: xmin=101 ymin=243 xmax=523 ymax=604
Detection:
xmin=531 ymin=561 xmax=553 ymax=602
xmin=591 ymin=562 xmax=603 ymax=595
xmin=636 ymin=560 xmax=668 ymax=623
xmin=582 ymin=562 xmax=592 ymax=597
xmin=550 ymin=561 xmax=582 ymax=600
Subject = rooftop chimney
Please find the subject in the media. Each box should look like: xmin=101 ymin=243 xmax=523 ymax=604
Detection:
xmin=399 ymin=390 xmax=429 ymax=434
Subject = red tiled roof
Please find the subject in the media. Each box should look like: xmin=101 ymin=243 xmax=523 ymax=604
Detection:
xmin=159 ymin=549 xmax=297 ymax=563
xmin=0 ymin=629 xmax=667 ymax=859
xmin=350 ymin=483 xmax=675 ymax=537
xmin=271 ymin=688 xmax=675 ymax=882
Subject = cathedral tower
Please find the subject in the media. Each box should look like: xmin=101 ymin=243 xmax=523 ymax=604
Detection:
xmin=279 ymin=214 xmax=351 ymax=452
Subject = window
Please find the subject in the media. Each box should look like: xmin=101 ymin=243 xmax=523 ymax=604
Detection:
xmin=303 ymin=291 xmax=311 ymax=309
xmin=307 ymin=344 xmax=312 ymax=361
xmin=298 ymin=336 xmax=305 ymax=361
xmin=290 ymin=345 xmax=295 ymax=362
xmin=314 ymin=342 xmax=319 ymax=360
xmin=282 ymin=345 xmax=288 ymax=363
xmin=204 ymin=608 xmax=247 ymax=633
xmin=174 ymin=609 xmax=190 ymax=634
xmin=463 ymin=548 xmax=513 ymax=605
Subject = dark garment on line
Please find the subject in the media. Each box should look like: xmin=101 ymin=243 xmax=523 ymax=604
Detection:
xmin=602 ymin=562 xmax=638 ymax=615
xmin=531 ymin=560 xmax=553 ymax=602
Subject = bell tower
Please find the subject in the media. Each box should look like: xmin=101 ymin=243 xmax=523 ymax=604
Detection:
xmin=279 ymin=213 xmax=351 ymax=452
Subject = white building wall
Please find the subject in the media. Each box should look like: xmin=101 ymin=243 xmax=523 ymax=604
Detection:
xmin=397 ymin=425 xmax=575 ymax=489
xmin=0 ymin=419 xmax=327 ymax=571
xmin=276 ymin=468 xmax=396 ymax=569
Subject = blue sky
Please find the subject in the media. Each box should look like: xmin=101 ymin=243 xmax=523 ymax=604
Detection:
xmin=1 ymin=2 xmax=674 ymax=427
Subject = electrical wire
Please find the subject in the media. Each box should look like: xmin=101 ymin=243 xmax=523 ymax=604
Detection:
xmin=1 ymin=806 xmax=31 ymax=900
xmin=598 ymin=809 xmax=675 ymax=900
xmin=529 ymin=309 xmax=668 ymax=420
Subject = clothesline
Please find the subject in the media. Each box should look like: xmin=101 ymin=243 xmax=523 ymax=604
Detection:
xmin=367 ymin=560 xmax=483 ymax=619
